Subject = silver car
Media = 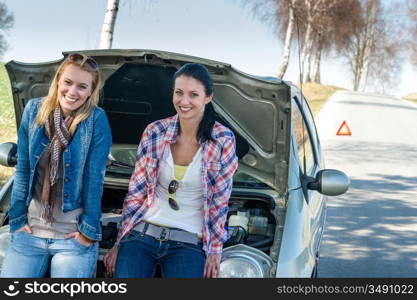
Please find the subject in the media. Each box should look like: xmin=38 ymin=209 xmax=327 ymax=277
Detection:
xmin=0 ymin=50 xmax=349 ymax=277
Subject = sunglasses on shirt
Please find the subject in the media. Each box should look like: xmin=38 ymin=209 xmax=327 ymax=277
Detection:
xmin=68 ymin=53 xmax=99 ymax=71
xmin=168 ymin=179 xmax=180 ymax=211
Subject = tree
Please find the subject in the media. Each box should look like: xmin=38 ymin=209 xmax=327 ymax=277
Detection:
xmin=242 ymin=0 xmax=361 ymax=82
xmin=293 ymin=0 xmax=362 ymax=83
xmin=0 ymin=2 xmax=14 ymax=58
xmin=342 ymin=0 xmax=403 ymax=92
xmin=241 ymin=0 xmax=402 ymax=91
xmin=99 ymin=0 xmax=120 ymax=49
xmin=368 ymin=31 xmax=402 ymax=94
xmin=408 ymin=2 xmax=417 ymax=66
xmin=238 ymin=0 xmax=296 ymax=78
xmin=356 ymin=0 xmax=378 ymax=91
xmin=306 ymin=0 xmax=362 ymax=83
xmin=98 ymin=0 xmax=156 ymax=49
xmin=276 ymin=0 xmax=295 ymax=78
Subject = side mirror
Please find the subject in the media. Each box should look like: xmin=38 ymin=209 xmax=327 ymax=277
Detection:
xmin=0 ymin=142 xmax=17 ymax=167
xmin=307 ymin=169 xmax=349 ymax=196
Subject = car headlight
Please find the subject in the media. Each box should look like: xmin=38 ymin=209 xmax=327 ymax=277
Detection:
xmin=219 ymin=244 xmax=274 ymax=278
xmin=0 ymin=225 xmax=11 ymax=272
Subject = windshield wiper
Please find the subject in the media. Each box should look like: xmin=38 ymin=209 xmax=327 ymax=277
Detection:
xmin=233 ymin=181 xmax=269 ymax=188
xmin=106 ymin=159 xmax=135 ymax=169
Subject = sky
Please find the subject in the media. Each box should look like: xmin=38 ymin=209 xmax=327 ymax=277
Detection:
xmin=1 ymin=0 xmax=416 ymax=96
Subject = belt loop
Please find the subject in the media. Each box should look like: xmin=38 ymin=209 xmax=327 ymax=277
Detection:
xmin=143 ymin=222 xmax=149 ymax=234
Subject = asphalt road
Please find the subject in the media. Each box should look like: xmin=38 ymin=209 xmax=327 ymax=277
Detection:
xmin=315 ymin=91 xmax=417 ymax=277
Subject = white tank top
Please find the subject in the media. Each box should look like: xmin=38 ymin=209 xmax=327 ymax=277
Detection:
xmin=143 ymin=145 xmax=204 ymax=235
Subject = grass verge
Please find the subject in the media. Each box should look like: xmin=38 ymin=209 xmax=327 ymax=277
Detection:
xmin=300 ymin=82 xmax=345 ymax=117
xmin=402 ymin=93 xmax=417 ymax=106
xmin=0 ymin=63 xmax=16 ymax=188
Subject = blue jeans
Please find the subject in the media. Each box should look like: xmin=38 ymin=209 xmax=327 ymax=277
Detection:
xmin=0 ymin=231 xmax=98 ymax=278
xmin=115 ymin=230 xmax=206 ymax=278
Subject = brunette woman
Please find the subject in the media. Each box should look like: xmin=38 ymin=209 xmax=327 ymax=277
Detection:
xmin=104 ymin=63 xmax=238 ymax=278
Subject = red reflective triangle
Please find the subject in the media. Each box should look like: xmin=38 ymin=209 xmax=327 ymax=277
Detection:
xmin=336 ymin=120 xmax=352 ymax=136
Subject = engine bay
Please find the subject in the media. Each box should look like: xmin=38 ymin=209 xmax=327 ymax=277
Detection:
xmin=98 ymin=188 xmax=277 ymax=252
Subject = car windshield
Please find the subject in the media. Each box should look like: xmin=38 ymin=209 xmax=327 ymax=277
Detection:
xmin=105 ymin=147 xmax=137 ymax=177
xmin=106 ymin=147 xmax=269 ymax=188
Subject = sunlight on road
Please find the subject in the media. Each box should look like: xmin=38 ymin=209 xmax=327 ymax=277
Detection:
xmin=317 ymin=91 xmax=417 ymax=277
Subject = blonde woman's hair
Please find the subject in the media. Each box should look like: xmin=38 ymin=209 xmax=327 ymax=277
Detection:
xmin=35 ymin=56 xmax=102 ymax=134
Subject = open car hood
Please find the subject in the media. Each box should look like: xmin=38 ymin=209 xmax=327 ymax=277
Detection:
xmin=6 ymin=49 xmax=291 ymax=192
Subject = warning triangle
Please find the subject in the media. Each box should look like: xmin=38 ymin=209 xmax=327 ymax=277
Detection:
xmin=336 ymin=120 xmax=352 ymax=136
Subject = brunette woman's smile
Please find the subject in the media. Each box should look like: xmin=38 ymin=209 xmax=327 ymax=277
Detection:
xmin=173 ymin=75 xmax=211 ymax=121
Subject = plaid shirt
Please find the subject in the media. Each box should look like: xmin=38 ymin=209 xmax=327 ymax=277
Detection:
xmin=116 ymin=115 xmax=238 ymax=254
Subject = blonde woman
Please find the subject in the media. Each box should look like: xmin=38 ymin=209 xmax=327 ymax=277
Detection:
xmin=1 ymin=53 xmax=112 ymax=278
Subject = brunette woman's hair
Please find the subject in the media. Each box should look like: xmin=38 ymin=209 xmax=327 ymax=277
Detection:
xmin=173 ymin=63 xmax=215 ymax=142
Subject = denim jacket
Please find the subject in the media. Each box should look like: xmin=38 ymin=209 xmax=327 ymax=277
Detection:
xmin=8 ymin=98 xmax=112 ymax=241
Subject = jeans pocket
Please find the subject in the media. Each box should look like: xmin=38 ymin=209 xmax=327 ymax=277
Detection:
xmin=10 ymin=230 xmax=27 ymax=242
xmin=13 ymin=230 xmax=26 ymax=235
xmin=70 ymin=237 xmax=93 ymax=249
xmin=12 ymin=230 xmax=28 ymax=239
xmin=175 ymin=241 xmax=205 ymax=254
xmin=120 ymin=230 xmax=142 ymax=243
xmin=11 ymin=230 xmax=35 ymax=246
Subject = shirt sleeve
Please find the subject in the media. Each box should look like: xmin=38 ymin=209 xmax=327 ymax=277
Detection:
xmin=115 ymin=126 xmax=151 ymax=246
xmin=8 ymin=100 xmax=34 ymax=232
xmin=206 ymin=133 xmax=238 ymax=254
xmin=78 ymin=109 xmax=112 ymax=241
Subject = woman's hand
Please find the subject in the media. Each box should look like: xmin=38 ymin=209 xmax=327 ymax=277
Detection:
xmin=16 ymin=224 xmax=33 ymax=234
xmin=204 ymin=253 xmax=222 ymax=278
xmin=65 ymin=231 xmax=95 ymax=247
xmin=103 ymin=246 xmax=119 ymax=277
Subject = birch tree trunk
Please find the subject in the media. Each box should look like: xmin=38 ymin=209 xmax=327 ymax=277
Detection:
xmin=299 ymin=0 xmax=312 ymax=83
xmin=311 ymin=43 xmax=322 ymax=83
xmin=357 ymin=23 xmax=376 ymax=90
xmin=353 ymin=36 xmax=363 ymax=91
xmin=302 ymin=33 xmax=314 ymax=83
xmin=300 ymin=0 xmax=328 ymax=83
xmin=310 ymin=32 xmax=323 ymax=83
xmin=357 ymin=0 xmax=377 ymax=91
xmin=277 ymin=0 xmax=295 ymax=78
xmin=99 ymin=0 xmax=120 ymax=49
xmin=300 ymin=0 xmax=317 ymax=83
